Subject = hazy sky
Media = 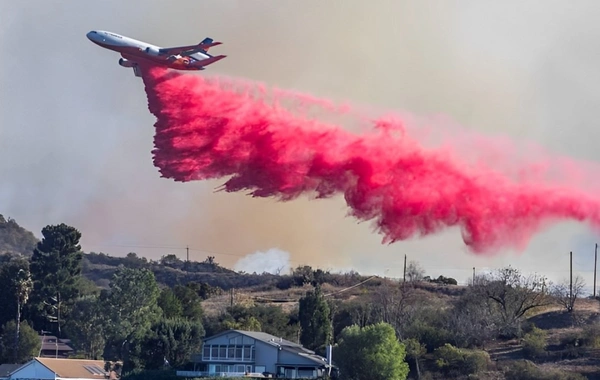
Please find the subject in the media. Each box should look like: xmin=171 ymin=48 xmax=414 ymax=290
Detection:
xmin=2 ymin=1 xmax=600 ymax=287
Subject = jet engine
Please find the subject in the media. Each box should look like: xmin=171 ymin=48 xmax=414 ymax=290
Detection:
xmin=118 ymin=58 xmax=135 ymax=68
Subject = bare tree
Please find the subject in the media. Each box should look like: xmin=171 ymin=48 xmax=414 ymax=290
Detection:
xmin=371 ymin=279 xmax=420 ymax=338
xmin=550 ymin=275 xmax=585 ymax=313
xmin=406 ymin=261 xmax=425 ymax=283
xmin=446 ymin=286 xmax=500 ymax=348
xmin=473 ymin=266 xmax=552 ymax=337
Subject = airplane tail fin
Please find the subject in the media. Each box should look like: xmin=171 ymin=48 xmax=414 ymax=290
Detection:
xmin=198 ymin=37 xmax=222 ymax=52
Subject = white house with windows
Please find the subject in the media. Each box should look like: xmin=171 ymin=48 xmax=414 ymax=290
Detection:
xmin=177 ymin=329 xmax=337 ymax=379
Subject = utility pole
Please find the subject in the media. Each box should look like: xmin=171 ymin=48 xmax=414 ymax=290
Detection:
xmin=570 ymin=251 xmax=573 ymax=303
xmin=594 ymin=243 xmax=598 ymax=298
xmin=186 ymin=246 xmax=189 ymax=262
xmin=472 ymin=267 xmax=475 ymax=285
xmin=403 ymin=254 xmax=407 ymax=283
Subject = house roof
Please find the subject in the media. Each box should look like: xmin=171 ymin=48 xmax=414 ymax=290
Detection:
xmin=206 ymin=330 xmax=304 ymax=349
xmin=205 ymin=330 xmax=329 ymax=367
xmin=0 ymin=364 xmax=20 ymax=377
xmin=40 ymin=335 xmax=74 ymax=352
xmin=20 ymin=358 xmax=115 ymax=379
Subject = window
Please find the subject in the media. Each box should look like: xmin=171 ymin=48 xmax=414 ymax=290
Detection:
xmin=285 ymin=368 xmax=296 ymax=378
xmin=298 ymin=368 xmax=317 ymax=378
xmin=202 ymin=343 xmax=254 ymax=361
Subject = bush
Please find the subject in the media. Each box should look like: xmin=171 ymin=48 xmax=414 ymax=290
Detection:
xmin=121 ymin=369 xmax=179 ymax=380
xmin=559 ymin=323 xmax=600 ymax=355
xmin=522 ymin=326 xmax=547 ymax=359
xmin=502 ymin=360 xmax=586 ymax=380
xmin=405 ymin=320 xmax=451 ymax=352
xmin=275 ymin=276 xmax=294 ymax=290
xmin=434 ymin=343 xmax=490 ymax=376
xmin=580 ymin=323 xmax=600 ymax=348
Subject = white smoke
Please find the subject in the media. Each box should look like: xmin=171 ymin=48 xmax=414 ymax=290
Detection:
xmin=233 ymin=248 xmax=291 ymax=275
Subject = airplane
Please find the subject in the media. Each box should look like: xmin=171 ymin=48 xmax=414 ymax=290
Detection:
xmin=86 ymin=30 xmax=226 ymax=77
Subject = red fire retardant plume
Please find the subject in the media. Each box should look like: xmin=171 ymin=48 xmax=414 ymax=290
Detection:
xmin=141 ymin=66 xmax=600 ymax=254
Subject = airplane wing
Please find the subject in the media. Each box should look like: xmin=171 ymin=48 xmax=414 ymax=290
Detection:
xmin=158 ymin=37 xmax=222 ymax=56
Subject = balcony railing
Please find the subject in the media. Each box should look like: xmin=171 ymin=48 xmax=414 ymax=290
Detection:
xmin=176 ymin=371 xmax=266 ymax=378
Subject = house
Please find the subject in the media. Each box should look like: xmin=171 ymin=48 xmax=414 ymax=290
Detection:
xmin=178 ymin=330 xmax=337 ymax=379
xmin=6 ymin=357 xmax=118 ymax=380
xmin=0 ymin=364 xmax=20 ymax=380
xmin=38 ymin=335 xmax=74 ymax=358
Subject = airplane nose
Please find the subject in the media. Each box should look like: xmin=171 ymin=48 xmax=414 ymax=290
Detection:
xmin=86 ymin=31 xmax=98 ymax=41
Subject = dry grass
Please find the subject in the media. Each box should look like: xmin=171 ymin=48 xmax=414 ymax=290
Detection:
xmin=200 ymin=279 xmax=600 ymax=377
xmin=201 ymin=282 xmax=369 ymax=316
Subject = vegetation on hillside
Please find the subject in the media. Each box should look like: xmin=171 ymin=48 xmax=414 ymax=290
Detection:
xmin=0 ymin=215 xmax=38 ymax=256
xmin=0 ymin=216 xmax=599 ymax=379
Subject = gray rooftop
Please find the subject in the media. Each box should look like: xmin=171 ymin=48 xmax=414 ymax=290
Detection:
xmin=0 ymin=364 xmax=21 ymax=377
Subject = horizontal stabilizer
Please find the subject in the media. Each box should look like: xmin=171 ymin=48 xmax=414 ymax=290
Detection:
xmin=199 ymin=54 xmax=227 ymax=66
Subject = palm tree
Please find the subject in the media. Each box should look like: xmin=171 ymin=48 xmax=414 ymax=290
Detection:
xmin=14 ymin=268 xmax=33 ymax=362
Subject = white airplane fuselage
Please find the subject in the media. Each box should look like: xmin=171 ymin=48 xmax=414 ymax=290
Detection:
xmin=87 ymin=30 xmax=225 ymax=76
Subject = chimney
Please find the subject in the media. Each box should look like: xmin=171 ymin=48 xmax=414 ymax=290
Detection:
xmin=326 ymin=345 xmax=332 ymax=366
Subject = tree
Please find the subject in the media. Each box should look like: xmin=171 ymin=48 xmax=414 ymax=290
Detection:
xmin=101 ymin=267 xmax=161 ymax=371
xmin=157 ymin=288 xmax=183 ymax=319
xmin=64 ymin=296 xmax=105 ymax=359
xmin=403 ymin=338 xmax=426 ymax=379
xmin=406 ymin=261 xmax=425 ymax=283
xmin=173 ymin=285 xmax=203 ymax=321
xmin=0 ymin=320 xmax=41 ymax=364
xmin=0 ymin=256 xmax=33 ymax=361
xmin=159 ymin=254 xmax=182 ymax=268
xmin=292 ymin=265 xmax=314 ymax=286
xmin=222 ymin=315 xmax=262 ymax=332
xmin=473 ymin=266 xmax=551 ymax=337
xmin=139 ymin=318 xmax=205 ymax=369
xmin=550 ymin=275 xmax=585 ymax=313
xmin=29 ymin=224 xmax=83 ymax=337
xmin=298 ymin=285 xmax=332 ymax=352
xmin=370 ymin=281 xmax=417 ymax=339
xmin=445 ymin=286 xmax=500 ymax=349
xmin=186 ymin=282 xmax=221 ymax=300
xmin=334 ymin=322 xmax=409 ymax=380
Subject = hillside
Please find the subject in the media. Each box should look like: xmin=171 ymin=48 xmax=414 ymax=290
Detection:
xmin=82 ymin=251 xmax=286 ymax=290
xmin=4 ymin=217 xmax=600 ymax=378
xmin=0 ymin=215 xmax=38 ymax=256
xmin=0 ymin=216 xmax=292 ymax=290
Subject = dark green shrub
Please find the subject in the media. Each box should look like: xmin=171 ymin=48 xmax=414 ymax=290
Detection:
xmin=405 ymin=320 xmax=451 ymax=352
xmin=275 ymin=276 xmax=294 ymax=290
xmin=522 ymin=326 xmax=547 ymax=359
xmin=434 ymin=343 xmax=490 ymax=376
xmin=121 ymin=369 xmax=178 ymax=380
